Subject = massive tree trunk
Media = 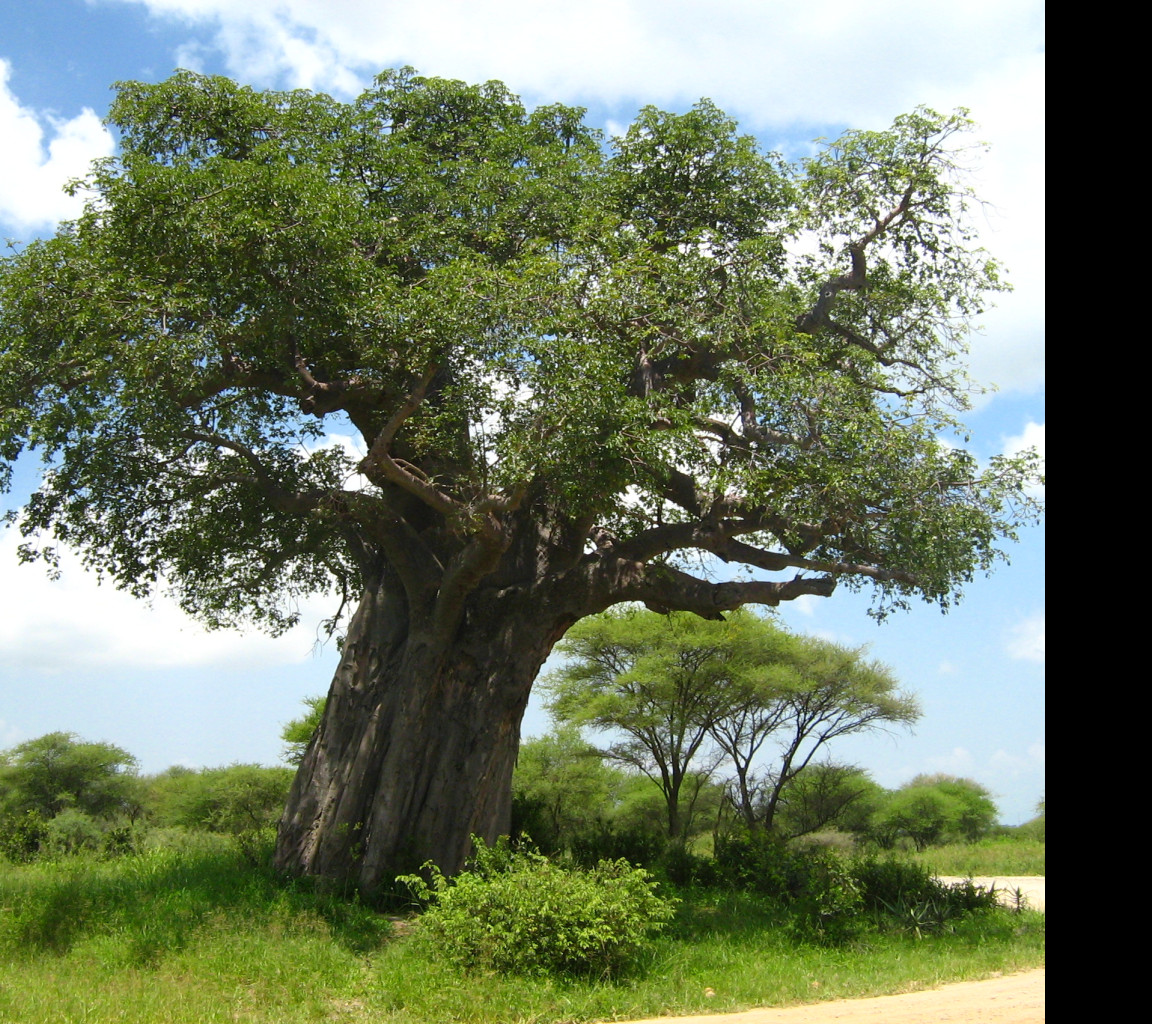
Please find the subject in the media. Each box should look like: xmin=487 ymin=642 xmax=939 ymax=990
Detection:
xmin=273 ymin=501 xmax=837 ymax=890
xmin=274 ymin=571 xmax=566 ymax=890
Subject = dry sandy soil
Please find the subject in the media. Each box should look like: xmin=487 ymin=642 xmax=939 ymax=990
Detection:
xmin=617 ymin=876 xmax=1045 ymax=1024
xmin=935 ymin=876 xmax=1045 ymax=912
xmin=617 ymin=969 xmax=1045 ymax=1024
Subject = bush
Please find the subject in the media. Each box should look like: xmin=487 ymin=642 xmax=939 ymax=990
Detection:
xmin=0 ymin=810 xmax=50 ymax=862
xmin=43 ymin=809 xmax=104 ymax=855
xmin=708 ymin=829 xmax=862 ymax=939
xmin=569 ymin=821 xmax=667 ymax=870
xmin=147 ymin=764 xmax=293 ymax=834
xmin=851 ymin=856 xmax=1002 ymax=935
xmin=398 ymin=836 xmax=677 ymax=977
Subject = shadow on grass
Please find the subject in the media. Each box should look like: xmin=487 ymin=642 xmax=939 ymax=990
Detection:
xmin=0 ymin=834 xmax=392 ymax=964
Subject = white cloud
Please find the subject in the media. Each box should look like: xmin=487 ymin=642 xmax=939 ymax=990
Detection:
xmin=1003 ymin=421 xmax=1045 ymax=467
xmin=790 ymin=594 xmax=821 ymax=617
xmin=1005 ymin=611 xmax=1044 ymax=664
xmin=1000 ymin=420 xmax=1045 ymax=500
xmin=919 ymin=54 xmax=1044 ymax=399
xmin=103 ymin=3 xmax=1042 ymax=394
xmin=113 ymin=1 xmax=1042 ymax=122
xmin=0 ymin=60 xmax=115 ymax=233
xmin=0 ymin=528 xmax=332 ymax=674
xmin=989 ymin=742 xmax=1044 ymax=775
xmin=925 ymin=745 xmax=975 ymax=774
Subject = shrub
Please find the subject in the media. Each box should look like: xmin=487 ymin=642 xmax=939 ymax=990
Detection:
xmin=851 ymin=856 xmax=1002 ymax=935
xmin=0 ymin=810 xmax=50 ymax=862
xmin=708 ymin=829 xmax=862 ymax=939
xmin=569 ymin=821 xmax=667 ymax=870
xmin=43 ymin=809 xmax=104 ymax=855
xmin=853 ymin=856 xmax=942 ymax=908
xmin=398 ymin=836 xmax=677 ymax=977
xmin=147 ymin=764 xmax=293 ymax=834
xmin=712 ymin=829 xmax=795 ymax=899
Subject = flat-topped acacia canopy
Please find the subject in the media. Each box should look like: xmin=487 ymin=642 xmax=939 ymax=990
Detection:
xmin=0 ymin=68 xmax=1041 ymax=887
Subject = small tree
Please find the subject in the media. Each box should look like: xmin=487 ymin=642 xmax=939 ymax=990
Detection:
xmin=869 ymin=774 xmax=998 ymax=849
xmin=546 ymin=608 xmax=918 ymax=840
xmin=511 ymin=727 xmax=623 ymax=853
xmin=709 ymin=635 xmax=919 ymax=831
xmin=280 ymin=696 xmax=327 ymax=767
xmin=772 ymin=761 xmax=883 ymax=839
xmin=0 ymin=732 xmax=140 ymax=821
xmin=545 ymin=609 xmax=746 ymax=839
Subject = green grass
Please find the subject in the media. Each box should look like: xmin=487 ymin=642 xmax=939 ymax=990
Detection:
xmin=909 ymin=837 xmax=1046 ymax=877
xmin=0 ymin=839 xmax=1044 ymax=1024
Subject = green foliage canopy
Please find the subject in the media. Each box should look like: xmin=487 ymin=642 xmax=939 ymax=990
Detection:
xmin=870 ymin=773 xmax=998 ymax=849
xmin=0 ymin=732 xmax=140 ymax=821
xmin=147 ymin=763 xmax=294 ymax=833
xmin=545 ymin=608 xmax=919 ymax=836
xmin=398 ymin=836 xmax=677 ymax=977
xmin=0 ymin=68 xmax=1042 ymax=645
xmin=280 ymin=696 xmax=327 ymax=766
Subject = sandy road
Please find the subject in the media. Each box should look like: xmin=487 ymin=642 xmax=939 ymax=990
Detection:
xmin=935 ymin=876 xmax=1044 ymax=912
xmin=615 ymin=969 xmax=1045 ymax=1024
xmin=614 ymin=876 xmax=1045 ymax=1024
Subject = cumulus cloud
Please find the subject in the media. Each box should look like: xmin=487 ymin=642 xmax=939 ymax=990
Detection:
xmin=1003 ymin=421 xmax=1045 ymax=462
xmin=114 ymin=1 xmax=1042 ymax=122
xmin=1005 ymin=611 xmax=1045 ymax=664
xmin=0 ymin=60 xmax=114 ymax=233
xmin=924 ymin=745 xmax=975 ymax=774
xmin=989 ymin=742 xmax=1044 ymax=775
xmin=0 ymin=528 xmax=333 ymax=674
xmin=997 ymin=419 xmax=1045 ymax=500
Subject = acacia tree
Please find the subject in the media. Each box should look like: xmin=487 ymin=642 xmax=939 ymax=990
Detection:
xmin=710 ymin=632 xmax=919 ymax=831
xmin=771 ymin=762 xmax=883 ymax=839
xmin=545 ymin=609 xmax=917 ymax=837
xmin=0 ymin=732 xmax=140 ymax=821
xmin=0 ymin=68 xmax=1041 ymax=888
xmin=281 ymin=696 xmax=327 ymax=766
xmin=544 ymin=609 xmax=746 ymax=839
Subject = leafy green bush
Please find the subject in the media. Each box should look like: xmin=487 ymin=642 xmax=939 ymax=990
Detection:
xmin=852 ymin=856 xmax=943 ymax=910
xmin=696 ymin=829 xmax=863 ymax=938
xmin=791 ymin=849 xmax=862 ymax=936
xmin=569 ymin=821 xmax=667 ymax=870
xmin=0 ymin=809 xmax=50 ymax=862
xmin=656 ymin=842 xmax=717 ymax=889
xmin=851 ymin=856 xmax=1001 ymax=936
xmin=147 ymin=764 xmax=293 ymax=834
xmin=43 ymin=809 xmax=104 ymax=855
xmin=398 ymin=836 xmax=677 ymax=977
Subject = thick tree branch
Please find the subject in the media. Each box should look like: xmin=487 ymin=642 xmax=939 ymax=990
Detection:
xmin=609 ymin=518 xmax=917 ymax=588
xmin=794 ymin=183 xmax=915 ymax=343
xmin=619 ymin=562 xmax=837 ymax=618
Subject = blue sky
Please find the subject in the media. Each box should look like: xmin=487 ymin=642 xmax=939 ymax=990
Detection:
xmin=0 ymin=0 xmax=1043 ymax=823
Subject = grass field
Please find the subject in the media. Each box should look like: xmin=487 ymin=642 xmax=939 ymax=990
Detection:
xmin=911 ymin=837 xmax=1045 ymax=877
xmin=0 ymin=836 xmax=1045 ymax=1024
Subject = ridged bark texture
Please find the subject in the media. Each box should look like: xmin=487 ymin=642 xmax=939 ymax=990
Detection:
xmin=274 ymin=580 xmax=557 ymax=889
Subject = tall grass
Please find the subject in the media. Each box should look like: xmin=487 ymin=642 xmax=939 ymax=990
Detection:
xmin=0 ymin=835 xmax=1044 ymax=1024
xmin=910 ymin=837 xmax=1045 ymax=876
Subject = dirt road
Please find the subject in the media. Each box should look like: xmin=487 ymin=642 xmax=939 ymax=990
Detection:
xmin=935 ymin=876 xmax=1044 ymax=912
xmin=617 ymin=876 xmax=1045 ymax=1024
xmin=617 ymin=969 xmax=1045 ymax=1024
